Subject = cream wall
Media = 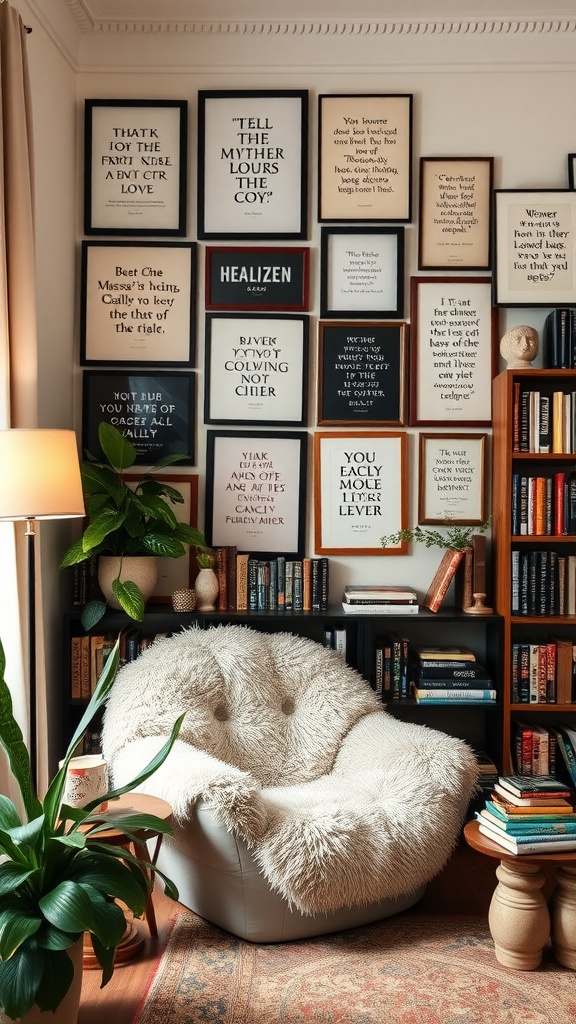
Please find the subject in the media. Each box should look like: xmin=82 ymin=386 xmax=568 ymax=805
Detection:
xmin=8 ymin=5 xmax=576 ymax=760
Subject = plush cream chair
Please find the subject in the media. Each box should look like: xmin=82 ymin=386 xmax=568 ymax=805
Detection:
xmin=102 ymin=625 xmax=478 ymax=942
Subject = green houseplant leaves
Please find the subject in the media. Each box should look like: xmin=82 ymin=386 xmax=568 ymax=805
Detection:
xmin=0 ymin=637 xmax=182 ymax=1020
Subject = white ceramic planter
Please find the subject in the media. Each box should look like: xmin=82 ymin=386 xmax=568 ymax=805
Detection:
xmin=98 ymin=555 xmax=158 ymax=610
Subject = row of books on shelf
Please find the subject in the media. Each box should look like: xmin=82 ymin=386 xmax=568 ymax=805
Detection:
xmin=475 ymin=773 xmax=576 ymax=855
xmin=373 ymin=643 xmax=495 ymax=704
xmin=543 ymin=307 xmax=576 ymax=370
xmin=511 ymin=548 xmax=576 ymax=616
xmin=511 ymin=638 xmax=576 ymax=704
xmin=69 ymin=627 xmax=162 ymax=699
xmin=511 ymin=471 xmax=576 ymax=537
xmin=513 ymin=384 xmax=576 ymax=454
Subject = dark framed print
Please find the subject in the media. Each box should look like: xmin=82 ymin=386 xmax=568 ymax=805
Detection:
xmin=318 ymin=94 xmax=412 ymax=222
xmin=80 ymin=241 xmax=196 ymax=366
xmin=197 ymin=90 xmax=308 ymax=240
xmin=320 ymin=227 xmax=404 ymax=318
xmin=84 ymin=99 xmax=187 ymax=236
xmin=205 ymin=246 xmax=310 ymax=311
xmin=314 ymin=431 xmax=408 ymax=555
xmin=418 ymin=157 xmax=493 ymax=270
xmin=410 ymin=276 xmax=496 ymax=427
xmin=493 ymin=189 xmax=576 ymax=306
xmin=204 ymin=313 xmax=308 ymax=426
xmin=418 ymin=433 xmax=487 ymax=526
xmin=317 ymin=321 xmax=408 ymax=426
xmin=205 ymin=429 xmax=307 ymax=556
xmin=569 ymin=154 xmax=576 ymax=189
xmin=124 ymin=473 xmax=198 ymax=600
xmin=82 ymin=370 xmax=195 ymax=465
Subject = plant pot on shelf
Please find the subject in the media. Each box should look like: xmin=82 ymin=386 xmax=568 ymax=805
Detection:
xmin=194 ymin=567 xmax=219 ymax=611
xmin=97 ymin=555 xmax=158 ymax=611
xmin=0 ymin=939 xmax=83 ymax=1024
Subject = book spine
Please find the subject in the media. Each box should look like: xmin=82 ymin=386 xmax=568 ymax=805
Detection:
xmin=276 ymin=555 xmax=286 ymax=610
xmin=248 ymin=557 xmax=258 ymax=611
xmin=226 ymin=546 xmax=237 ymax=611
xmin=415 ymin=688 xmax=496 ymax=700
xmin=216 ymin=547 xmax=227 ymax=611
xmin=311 ymin=558 xmax=320 ymax=612
xmin=292 ymin=560 xmax=303 ymax=612
xmin=302 ymin=557 xmax=311 ymax=612
xmin=236 ymin=553 xmax=249 ymax=611
xmin=319 ymin=557 xmax=329 ymax=612
xmin=423 ymin=549 xmax=465 ymax=613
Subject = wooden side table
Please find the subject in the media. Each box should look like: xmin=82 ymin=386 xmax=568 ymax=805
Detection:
xmin=81 ymin=792 xmax=173 ymax=968
xmin=464 ymin=819 xmax=576 ymax=971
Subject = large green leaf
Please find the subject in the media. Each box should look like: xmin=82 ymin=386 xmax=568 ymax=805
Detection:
xmin=80 ymin=461 xmax=122 ymax=499
xmin=0 ymin=904 xmax=42 ymax=959
xmin=99 ymin=421 xmax=137 ymax=471
xmin=40 ymin=881 xmax=126 ymax=946
xmin=142 ymin=533 xmax=185 ymax=558
xmin=0 ymin=863 xmax=35 ymax=896
xmin=80 ymin=599 xmax=107 ymax=631
xmin=33 ymin=944 xmax=77 ymax=1013
xmin=59 ymin=536 xmax=88 ymax=569
xmin=67 ymin=854 xmax=147 ymax=911
xmin=0 ymin=940 xmax=44 ymax=1019
xmin=112 ymin=578 xmax=145 ymax=620
xmin=0 ymin=644 xmax=41 ymax=822
xmin=82 ymin=507 xmax=128 ymax=552
xmin=0 ymin=795 xmax=21 ymax=832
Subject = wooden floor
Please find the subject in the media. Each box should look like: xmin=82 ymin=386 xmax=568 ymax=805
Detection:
xmin=77 ymin=837 xmax=534 ymax=1024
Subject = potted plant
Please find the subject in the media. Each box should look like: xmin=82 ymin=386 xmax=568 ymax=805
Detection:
xmin=60 ymin=422 xmax=207 ymax=629
xmin=381 ymin=521 xmax=490 ymax=552
xmin=0 ymin=636 xmax=182 ymax=1023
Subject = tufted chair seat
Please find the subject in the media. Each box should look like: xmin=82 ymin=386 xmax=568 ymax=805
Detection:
xmin=102 ymin=624 xmax=478 ymax=942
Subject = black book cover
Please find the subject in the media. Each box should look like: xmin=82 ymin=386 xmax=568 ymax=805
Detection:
xmin=544 ymin=308 xmax=570 ymax=368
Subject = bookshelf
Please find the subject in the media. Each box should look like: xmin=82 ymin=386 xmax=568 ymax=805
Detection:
xmin=63 ymin=604 xmax=502 ymax=770
xmin=492 ymin=368 xmax=576 ymax=773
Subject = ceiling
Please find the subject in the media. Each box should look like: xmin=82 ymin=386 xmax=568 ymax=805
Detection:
xmin=58 ymin=0 xmax=576 ymax=29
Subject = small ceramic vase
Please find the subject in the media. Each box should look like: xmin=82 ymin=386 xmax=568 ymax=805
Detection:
xmin=194 ymin=568 xmax=219 ymax=611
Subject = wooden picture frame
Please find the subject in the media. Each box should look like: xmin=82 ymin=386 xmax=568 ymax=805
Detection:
xmin=84 ymin=99 xmax=187 ymax=236
xmin=205 ymin=246 xmax=310 ymax=311
xmin=204 ymin=313 xmax=308 ymax=427
xmin=82 ymin=370 xmax=196 ymax=466
xmin=409 ymin=276 xmax=496 ymax=426
xmin=318 ymin=93 xmax=412 ymax=222
xmin=314 ymin=431 xmax=408 ymax=555
xmin=418 ymin=433 xmax=488 ymax=525
xmin=320 ymin=227 xmax=404 ymax=318
xmin=418 ymin=157 xmax=493 ymax=270
xmin=205 ymin=429 xmax=307 ymax=556
xmin=317 ymin=321 xmax=408 ymax=426
xmin=197 ymin=90 xmax=308 ymax=240
xmin=493 ymin=189 xmax=576 ymax=306
xmin=80 ymin=241 xmax=196 ymax=367
xmin=124 ymin=473 xmax=198 ymax=600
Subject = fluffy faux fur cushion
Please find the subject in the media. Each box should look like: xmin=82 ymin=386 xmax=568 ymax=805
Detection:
xmin=102 ymin=625 xmax=478 ymax=915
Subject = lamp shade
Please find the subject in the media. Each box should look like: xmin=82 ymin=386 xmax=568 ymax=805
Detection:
xmin=0 ymin=429 xmax=85 ymax=520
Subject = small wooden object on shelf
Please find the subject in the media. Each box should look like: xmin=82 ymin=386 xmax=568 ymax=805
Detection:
xmin=465 ymin=593 xmax=494 ymax=615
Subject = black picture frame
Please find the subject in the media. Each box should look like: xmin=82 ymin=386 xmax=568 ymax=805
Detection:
xmin=84 ymin=99 xmax=187 ymax=236
xmin=197 ymin=90 xmax=308 ymax=240
xmin=205 ymin=429 xmax=307 ymax=556
xmin=317 ymin=321 xmax=408 ymax=426
xmin=82 ymin=370 xmax=195 ymax=465
xmin=205 ymin=246 xmax=310 ymax=311
xmin=320 ymin=227 xmax=404 ymax=318
xmin=80 ymin=241 xmax=196 ymax=367
xmin=204 ymin=313 xmax=308 ymax=427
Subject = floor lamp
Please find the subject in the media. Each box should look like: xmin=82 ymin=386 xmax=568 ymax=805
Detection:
xmin=0 ymin=429 xmax=85 ymax=789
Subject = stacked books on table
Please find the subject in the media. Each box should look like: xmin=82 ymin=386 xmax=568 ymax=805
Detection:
xmin=410 ymin=646 xmax=497 ymax=704
xmin=341 ymin=585 xmax=419 ymax=615
xmin=475 ymin=774 xmax=576 ymax=854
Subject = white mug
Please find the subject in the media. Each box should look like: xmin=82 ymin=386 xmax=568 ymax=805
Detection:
xmin=59 ymin=755 xmax=109 ymax=811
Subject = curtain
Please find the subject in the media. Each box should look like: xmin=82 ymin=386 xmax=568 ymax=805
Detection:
xmin=0 ymin=2 xmax=43 ymax=798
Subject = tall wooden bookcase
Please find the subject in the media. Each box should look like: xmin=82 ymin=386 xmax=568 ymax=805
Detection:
xmin=492 ymin=368 xmax=576 ymax=772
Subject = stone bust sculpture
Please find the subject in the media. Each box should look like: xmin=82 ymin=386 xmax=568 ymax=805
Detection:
xmin=500 ymin=325 xmax=539 ymax=368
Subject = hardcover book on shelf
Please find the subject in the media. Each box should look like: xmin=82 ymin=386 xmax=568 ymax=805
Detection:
xmin=341 ymin=602 xmax=419 ymax=615
xmin=489 ymin=795 xmax=575 ymax=818
xmin=413 ymin=646 xmax=476 ymax=662
xmin=478 ymin=807 xmax=576 ymax=834
xmin=492 ymin=782 xmax=572 ymax=808
xmin=343 ymin=585 xmax=418 ymax=603
xmin=477 ymin=818 xmax=576 ymax=854
xmin=414 ymin=687 xmax=496 ymax=702
xmin=497 ymin=774 xmax=571 ymax=798
xmin=423 ymin=549 xmax=465 ymax=612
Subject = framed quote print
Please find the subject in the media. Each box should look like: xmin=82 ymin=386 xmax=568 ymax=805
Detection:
xmin=493 ymin=189 xmax=576 ymax=306
xmin=205 ymin=430 xmax=307 ymax=556
xmin=124 ymin=473 xmax=198 ymax=600
xmin=205 ymin=246 xmax=310 ymax=311
xmin=418 ymin=433 xmax=487 ymax=525
xmin=204 ymin=313 xmax=308 ymax=426
xmin=80 ymin=241 xmax=196 ymax=366
xmin=418 ymin=157 xmax=493 ymax=270
xmin=410 ymin=276 xmax=496 ymax=427
xmin=82 ymin=370 xmax=196 ymax=465
xmin=197 ymin=90 xmax=308 ymax=239
xmin=314 ymin=431 xmax=408 ymax=555
xmin=318 ymin=94 xmax=412 ymax=222
xmin=317 ymin=321 xmax=408 ymax=426
xmin=320 ymin=227 xmax=404 ymax=318
xmin=84 ymin=99 xmax=187 ymax=236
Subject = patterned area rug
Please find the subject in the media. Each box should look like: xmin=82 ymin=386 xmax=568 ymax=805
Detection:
xmin=132 ymin=912 xmax=576 ymax=1024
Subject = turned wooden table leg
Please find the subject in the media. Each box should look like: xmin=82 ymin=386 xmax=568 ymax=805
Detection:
xmin=488 ymin=859 xmax=550 ymax=970
xmin=550 ymin=864 xmax=576 ymax=969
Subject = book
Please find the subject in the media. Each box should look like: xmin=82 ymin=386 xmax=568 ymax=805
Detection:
xmin=414 ymin=688 xmax=496 ymax=701
xmin=236 ymin=553 xmax=250 ymax=611
xmin=454 ymin=545 xmax=473 ymax=611
xmin=478 ymin=807 xmax=576 ymax=834
xmin=411 ymin=676 xmax=492 ymax=689
xmin=553 ymin=726 xmax=576 ymax=787
xmin=544 ymin=307 xmax=571 ymax=368
xmin=477 ymin=820 xmax=576 ymax=854
xmin=497 ymin=774 xmax=571 ymax=799
xmin=343 ymin=585 xmax=418 ymax=602
xmin=423 ymin=549 xmax=465 ymax=612
xmin=413 ymin=646 xmax=476 ymax=662
xmin=489 ymin=795 xmax=575 ymax=817
xmin=341 ymin=602 xmax=419 ymax=615
xmin=493 ymin=782 xmax=572 ymax=808
xmin=413 ymin=662 xmax=490 ymax=680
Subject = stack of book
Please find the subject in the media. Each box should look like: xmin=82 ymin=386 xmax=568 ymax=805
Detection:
xmin=341 ymin=585 xmax=419 ymax=615
xmin=476 ymin=774 xmax=576 ymax=854
xmin=410 ymin=645 xmax=496 ymax=704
